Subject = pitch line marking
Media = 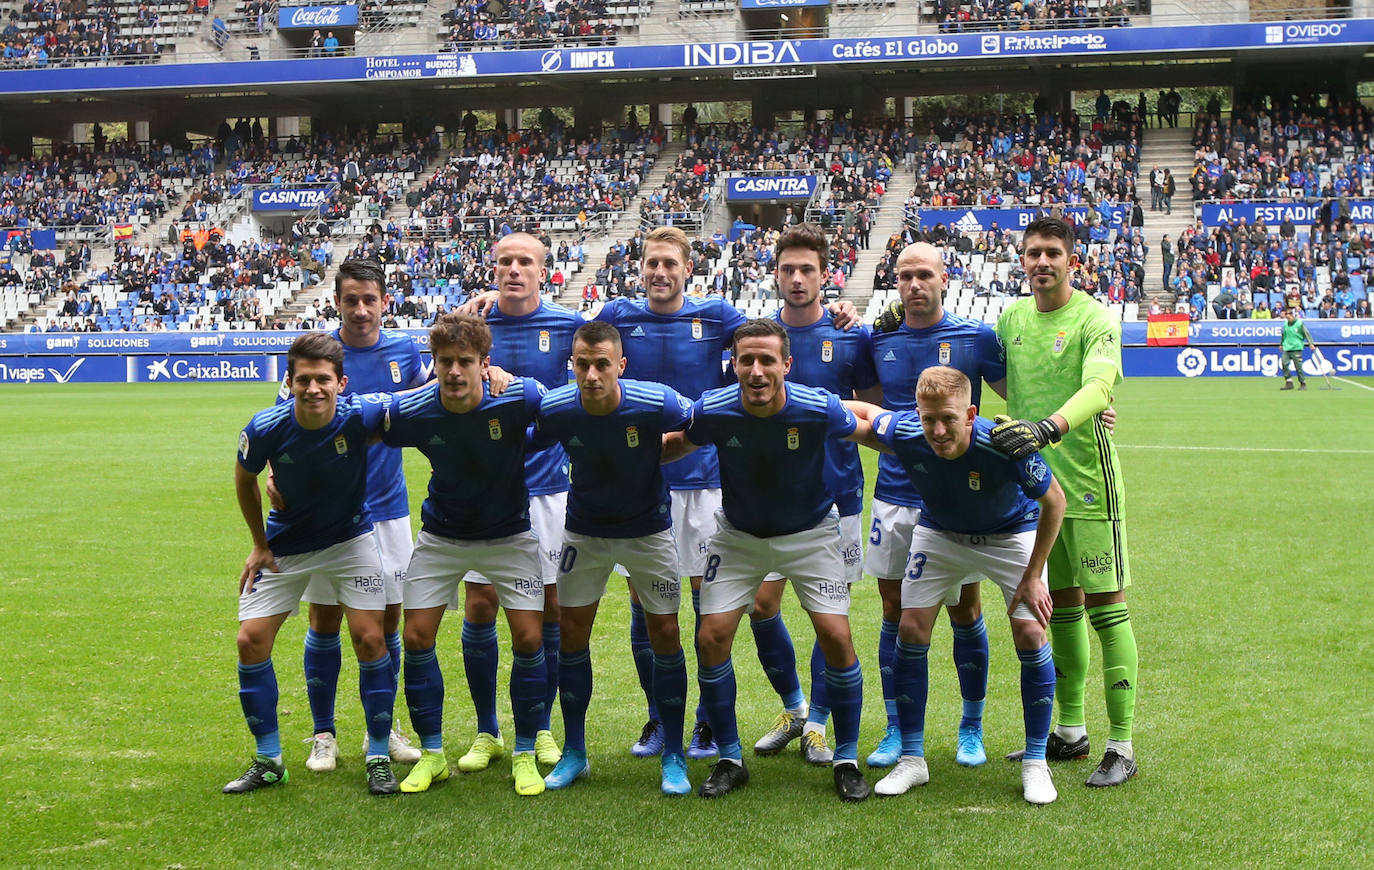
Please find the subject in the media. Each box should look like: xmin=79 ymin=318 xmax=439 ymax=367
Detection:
xmin=1332 ymin=376 xmax=1374 ymax=392
xmin=1119 ymin=444 xmax=1374 ymax=455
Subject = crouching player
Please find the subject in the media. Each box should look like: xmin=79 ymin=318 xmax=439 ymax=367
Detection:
xmin=850 ymin=366 xmax=1066 ymax=804
xmin=382 ymin=314 xmax=552 ymax=797
xmin=531 ymin=322 xmax=695 ymax=795
xmin=226 ymin=333 xmax=399 ymax=795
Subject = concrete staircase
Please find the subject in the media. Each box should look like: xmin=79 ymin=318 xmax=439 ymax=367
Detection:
xmin=1136 ymin=125 xmax=1195 ymax=305
xmin=843 ymin=195 xmax=906 ymax=309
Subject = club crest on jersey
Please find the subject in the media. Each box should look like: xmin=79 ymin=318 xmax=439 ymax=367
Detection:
xmin=939 ymin=342 xmax=952 ymax=365
xmin=1053 ymin=331 xmax=1067 ymax=354
xmin=488 ymin=418 xmax=503 ymax=440
xmin=538 ymin=330 xmax=551 ymax=353
xmin=786 ymin=427 xmax=799 ymax=450
xmin=968 ymin=471 xmax=981 ymax=491
xmin=626 ymin=426 xmax=640 ymax=448
xmin=821 ymin=340 xmax=833 ymax=363
xmin=389 ymin=360 xmax=402 ymax=384
xmin=334 ymin=435 xmax=348 ymax=455
xmin=691 ymin=319 xmax=703 ymax=340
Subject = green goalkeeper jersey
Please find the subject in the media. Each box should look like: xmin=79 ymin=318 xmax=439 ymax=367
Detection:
xmin=996 ymin=290 xmax=1124 ymax=521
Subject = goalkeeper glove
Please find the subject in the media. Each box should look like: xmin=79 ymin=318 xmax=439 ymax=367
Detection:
xmin=990 ymin=414 xmax=1062 ymax=459
xmin=872 ymin=298 xmax=905 ymax=334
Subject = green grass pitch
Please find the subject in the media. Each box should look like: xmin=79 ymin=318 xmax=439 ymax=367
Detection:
xmin=2 ymin=376 xmax=1372 ymax=868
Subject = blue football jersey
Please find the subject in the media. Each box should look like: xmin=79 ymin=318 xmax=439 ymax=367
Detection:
xmin=533 ymin=378 xmax=694 ymax=538
xmin=774 ymin=311 xmax=878 ymax=517
xmin=274 ymin=329 xmax=426 ymax=522
xmin=870 ymin=312 xmax=1006 ymax=508
xmin=873 ymin=413 xmax=1051 ymax=535
xmin=487 ymin=300 xmax=580 ymax=496
xmin=238 ymin=394 xmax=389 ymax=557
xmin=686 ymin=382 xmax=857 ymax=538
xmin=596 ymin=295 xmax=747 ymax=491
xmin=380 ymin=378 xmax=546 ymax=540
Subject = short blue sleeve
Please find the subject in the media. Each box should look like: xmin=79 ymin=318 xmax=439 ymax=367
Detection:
xmin=1017 ymin=451 xmax=1053 ymax=500
xmin=660 ymin=384 xmax=694 ymax=432
xmin=236 ymin=418 xmax=268 ymax=474
xmin=825 ymin=391 xmax=857 ymax=439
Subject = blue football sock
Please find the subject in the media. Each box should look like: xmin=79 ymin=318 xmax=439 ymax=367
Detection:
xmin=541 ymin=621 xmax=560 ymax=731
xmin=303 ymin=628 xmax=341 ymax=736
xmin=825 ymin=659 xmax=864 ymax=763
xmin=951 ymin=615 xmax=989 ymax=726
xmin=511 ymin=647 xmax=547 ymax=753
xmin=629 ymin=601 xmax=658 ymax=719
xmin=462 ymin=619 xmax=500 ymax=736
xmin=385 ymin=630 xmax=402 ymax=690
xmin=238 ymin=658 xmax=280 ymax=759
xmin=358 ymin=653 xmax=395 ymax=757
xmin=559 ymin=647 xmax=592 ymax=753
xmin=1018 ymin=643 xmax=1056 ymax=762
xmin=691 ymin=588 xmax=706 ymax=724
xmin=807 ymin=638 xmax=831 ymax=727
xmin=654 ymin=649 xmax=688 ymax=756
xmin=879 ymin=618 xmax=899 ymax=728
xmin=698 ymin=659 xmax=741 ymax=761
xmin=894 ymin=640 xmax=930 ymax=757
xmin=750 ymin=613 xmax=804 ymax=711
xmin=403 ymin=646 xmax=444 ymax=752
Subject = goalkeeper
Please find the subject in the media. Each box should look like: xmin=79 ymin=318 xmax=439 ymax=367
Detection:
xmin=990 ymin=217 xmax=1138 ymax=789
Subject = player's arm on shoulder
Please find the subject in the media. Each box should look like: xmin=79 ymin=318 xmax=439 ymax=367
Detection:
xmin=456 ymin=289 xmax=500 ymax=318
xmin=843 ymin=402 xmax=895 ymax=455
xmin=660 ymin=431 xmax=700 ymax=464
xmin=234 ymin=462 xmax=278 ymax=593
xmin=827 ymin=299 xmax=860 ymax=330
xmin=486 ymin=364 xmax=513 ymax=396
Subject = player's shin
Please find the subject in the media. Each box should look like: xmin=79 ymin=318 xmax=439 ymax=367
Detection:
xmin=893 ymin=641 xmax=929 ymax=758
xmin=404 ymin=647 xmax=445 ymax=751
xmin=879 ymin=618 xmax=900 ymax=728
xmin=510 ymin=647 xmax=548 ymax=753
xmin=807 ymin=639 xmax=831 ymax=728
xmin=951 ymin=615 xmax=989 ymax=726
xmin=751 ymin=613 xmax=805 ymax=712
xmin=358 ymin=654 xmax=395 ymax=757
xmin=1088 ymin=603 xmax=1137 ymax=743
xmin=825 ymin=660 xmax=864 ymax=763
xmin=1017 ymin=642 xmax=1055 ymax=760
xmin=558 ymin=647 xmax=592 ymax=753
xmin=462 ymin=620 xmax=501 ymax=736
xmin=541 ymin=621 xmax=560 ymax=731
xmin=629 ymin=601 xmax=659 ymax=718
xmin=653 ymin=649 xmax=689 ymax=756
xmin=697 ymin=659 xmax=742 ymax=761
xmin=238 ymin=659 xmax=282 ymax=759
xmin=303 ymin=628 xmax=341 ymax=736
xmin=1048 ymin=606 xmax=1089 ymax=732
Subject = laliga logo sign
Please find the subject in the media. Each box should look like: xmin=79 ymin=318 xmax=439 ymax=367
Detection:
xmin=1176 ymin=348 xmax=1207 ymax=377
xmin=289 ymin=6 xmax=348 ymax=27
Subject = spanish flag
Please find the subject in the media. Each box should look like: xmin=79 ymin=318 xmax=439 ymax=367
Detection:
xmin=1146 ymin=313 xmax=1189 ymax=346
xmin=112 ymin=222 xmax=134 ymax=240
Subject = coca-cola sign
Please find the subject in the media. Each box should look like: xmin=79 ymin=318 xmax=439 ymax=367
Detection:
xmin=278 ymin=4 xmax=359 ymax=29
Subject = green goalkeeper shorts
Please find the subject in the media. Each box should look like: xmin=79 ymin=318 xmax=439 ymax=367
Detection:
xmin=1047 ymin=517 xmax=1132 ymax=595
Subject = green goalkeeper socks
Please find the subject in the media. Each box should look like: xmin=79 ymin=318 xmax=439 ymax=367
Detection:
xmin=1048 ymin=606 xmax=1089 ymax=729
xmin=1088 ymin=602 xmax=1138 ymax=742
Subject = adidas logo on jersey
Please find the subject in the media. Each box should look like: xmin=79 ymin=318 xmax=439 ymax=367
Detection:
xmin=882 ymin=350 xmax=897 ymax=362
xmin=568 ymin=436 xmax=584 ymax=447
xmin=631 ymin=326 xmax=646 ymax=337
xmin=725 ymin=436 xmax=742 ymax=448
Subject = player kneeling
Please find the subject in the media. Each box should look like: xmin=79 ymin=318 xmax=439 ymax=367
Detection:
xmin=850 ymin=366 xmax=1066 ymax=805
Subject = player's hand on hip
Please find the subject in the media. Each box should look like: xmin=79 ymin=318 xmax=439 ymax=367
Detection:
xmin=990 ymin=415 xmax=1061 ymax=459
xmin=1010 ymin=572 xmax=1052 ymax=627
xmin=485 ymin=364 xmax=513 ymax=396
xmin=1100 ymin=402 xmax=1117 ymax=434
xmin=265 ymin=472 xmax=286 ymax=511
xmin=827 ymin=299 xmax=859 ymax=330
xmin=240 ymin=546 xmax=279 ymax=595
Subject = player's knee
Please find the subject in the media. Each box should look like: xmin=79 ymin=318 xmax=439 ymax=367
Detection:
xmin=351 ymin=629 xmax=386 ymax=661
xmin=465 ymin=592 xmax=499 ymax=623
xmin=645 ymin=618 xmax=681 ymax=654
xmin=383 ymin=603 xmax=403 ymax=635
xmin=402 ymin=622 xmax=435 ymax=651
xmin=542 ymin=598 xmax=561 ymax=624
xmin=1010 ymin=620 xmax=1046 ymax=650
xmin=235 ymin=626 xmax=271 ymax=662
xmin=751 ymin=590 xmax=781 ymax=621
xmin=308 ymin=603 xmax=344 ymax=633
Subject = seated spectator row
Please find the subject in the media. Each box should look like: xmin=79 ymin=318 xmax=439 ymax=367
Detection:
xmin=0 ymin=0 xmax=202 ymax=68
xmin=930 ymin=0 xmax=1133 ymax=33
xmin=440 ymin=0 xmax=632 ymax=52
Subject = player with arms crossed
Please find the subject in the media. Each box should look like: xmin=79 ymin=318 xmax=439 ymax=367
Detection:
xmin=748 ymin=223 xmax=878 ymax=765
xmin=226 ymin=333 xmax=399 ymax=795
xmin=459 ymin=232 xmax=578 ymax=773
xmin=850 ymin=366 xmax=1065 ymax=804
xmin=287 ymin=258 xmax=426 ymax=775
xmin=531 ymin=321 xmax=696 ymax=795
xmin=992 ymin=216 xmax=1139 ymax=787
xmin=382 ymin=314 xmax=553 ymax=797
xmin=662 ymin=319 xmax=873 ymax=802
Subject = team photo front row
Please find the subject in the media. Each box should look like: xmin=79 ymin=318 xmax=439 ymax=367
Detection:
xmin=225 ymin=219 xmax=1138 ymax=807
